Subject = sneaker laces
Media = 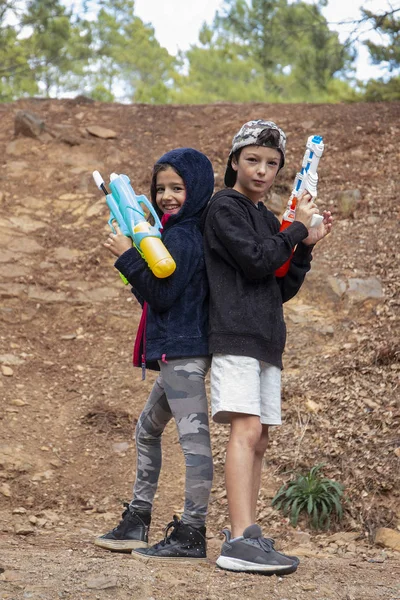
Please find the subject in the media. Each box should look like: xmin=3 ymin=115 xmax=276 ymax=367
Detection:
xmin=110 ymin=502 xmax=132 ymax=532
xmin=257 ymin=536 xmax=275 ymax=553
xmin=153 ymin=515 xmax=181 ymax=549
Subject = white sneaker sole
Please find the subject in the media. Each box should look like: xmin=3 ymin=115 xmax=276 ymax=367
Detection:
xmin=94 ymin=538 xmax=148 ymax=552
xmin=216 ymin=555 xmax=298 ymax=574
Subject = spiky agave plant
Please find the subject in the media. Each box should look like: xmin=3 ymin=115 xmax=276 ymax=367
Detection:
xmin=272 ymin=464 xmax=344 ymax=530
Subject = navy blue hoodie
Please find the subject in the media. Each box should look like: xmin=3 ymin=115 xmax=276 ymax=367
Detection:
xmin=114 ymin=148 xmax=215 ymax=371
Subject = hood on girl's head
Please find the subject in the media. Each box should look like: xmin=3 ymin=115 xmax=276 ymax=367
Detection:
xmin=150 ymin=148 xmax=214 ymax=223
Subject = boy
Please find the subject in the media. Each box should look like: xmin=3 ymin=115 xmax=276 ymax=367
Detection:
xmin=202 ymin=120 xmax=333 ymax=574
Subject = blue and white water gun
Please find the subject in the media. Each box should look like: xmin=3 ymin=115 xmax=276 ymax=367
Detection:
xmin=93 ymin=171 xmax=176 ymax=279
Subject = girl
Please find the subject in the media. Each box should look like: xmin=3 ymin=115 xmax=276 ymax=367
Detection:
xmin=95 ymin=148 xmax=214 ymax=563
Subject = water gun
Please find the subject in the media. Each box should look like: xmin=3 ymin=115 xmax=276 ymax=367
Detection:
xmin=93 ymin=171 xmax=176 ymax=280
xmin=275 ymin=135 xmax=324 ymax=278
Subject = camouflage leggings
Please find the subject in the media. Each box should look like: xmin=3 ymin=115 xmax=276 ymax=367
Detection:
xmin=130 ymin=357 xmax=213 ymax=528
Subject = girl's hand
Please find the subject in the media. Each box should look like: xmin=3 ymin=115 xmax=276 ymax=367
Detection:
xmin=104 ymin=222 xmax=132 ymax=257
xmin=303 ymin=211 xmax=333 ymax=246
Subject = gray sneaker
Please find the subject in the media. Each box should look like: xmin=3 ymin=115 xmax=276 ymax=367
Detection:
xmin=216 ymin=525 xmax=299 ymax=575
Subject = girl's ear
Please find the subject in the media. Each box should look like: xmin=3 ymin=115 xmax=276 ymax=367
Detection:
xmin=231 ymin=155 xmax=239 ymax=172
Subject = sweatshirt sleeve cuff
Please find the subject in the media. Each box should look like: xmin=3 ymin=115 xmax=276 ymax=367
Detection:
xmin=283 ymin=221 xmax=309 ymax=246
xmin=114 ymin=247 xmax=143 ymax=278
xmin=293 ymin=241 xmax=314 ymax=263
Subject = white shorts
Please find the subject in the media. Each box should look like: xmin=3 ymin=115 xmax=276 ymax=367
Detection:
xmin=210 ymin=354 xmax=282 ymax=425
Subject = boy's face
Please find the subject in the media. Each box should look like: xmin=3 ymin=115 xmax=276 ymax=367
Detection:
xmin=155 ymin=167 xmax=186 ymax=215
xmin=231 ymin=145 xmax=281 ymax=203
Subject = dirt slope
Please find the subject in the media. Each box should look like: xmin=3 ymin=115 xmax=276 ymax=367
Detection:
xmin=0 ymin=98 xmax=399 ymax=599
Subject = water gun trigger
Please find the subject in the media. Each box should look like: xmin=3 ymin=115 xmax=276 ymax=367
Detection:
xmin=137 ymin=194 xmax=163 ymax=231
xmin=108 ymin=217 xmax=119 ymax=235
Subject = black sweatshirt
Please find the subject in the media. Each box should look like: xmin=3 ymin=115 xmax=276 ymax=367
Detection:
xmin=202 ymin=189 xmax=313 ymax=369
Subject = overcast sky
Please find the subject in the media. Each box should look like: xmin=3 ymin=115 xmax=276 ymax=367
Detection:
xmin=133 ymin=0 xmax=397 ymax=81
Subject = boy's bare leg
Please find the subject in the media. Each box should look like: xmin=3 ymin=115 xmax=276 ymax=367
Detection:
xmin=251 ymin=425 xmax=269 ymax=523
xmin=225 ymin=414 xmax=263 ymax=538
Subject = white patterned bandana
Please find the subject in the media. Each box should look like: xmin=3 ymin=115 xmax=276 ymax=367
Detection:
xmin=225 ymin=120 xmax=286 ymax=187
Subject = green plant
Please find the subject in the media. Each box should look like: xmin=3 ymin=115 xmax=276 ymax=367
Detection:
xmin=271 ymin=464 xmax=344 ymax=530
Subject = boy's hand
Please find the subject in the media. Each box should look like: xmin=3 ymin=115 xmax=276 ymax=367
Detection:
xmin=104 ymin=222 xmax=132 ymax=257
xmin=294 ymin=191 xmax=319 ymax=230
xmin=303 ymin=211 xmax=333 ymax=246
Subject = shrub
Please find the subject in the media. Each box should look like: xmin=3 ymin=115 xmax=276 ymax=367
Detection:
xmin=271 ymin=464 xmax=344 ymax=530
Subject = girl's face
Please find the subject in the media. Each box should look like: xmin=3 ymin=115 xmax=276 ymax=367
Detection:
xmin=155 ymin=167 xmax=186 ymax=215
xmin=232 ymin=145 xmax=281 ymax=203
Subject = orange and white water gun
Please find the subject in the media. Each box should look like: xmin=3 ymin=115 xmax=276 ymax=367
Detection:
xmin=275 ymin=135 xmax=324 ymax=278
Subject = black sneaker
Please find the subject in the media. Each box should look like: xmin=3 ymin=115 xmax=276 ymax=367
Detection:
xmin=131 ymin=515 xmax=207 ymax=563
xmin=94 ymin=503 xmax=150 ymax=552
xmin=216 ymin=525 xmax=299 ymax=575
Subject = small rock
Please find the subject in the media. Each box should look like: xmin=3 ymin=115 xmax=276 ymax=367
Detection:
xmin=291 ymin=531 xmax=311 ymax=546
xmin=58 ymin=192 xmax=80 ymax=201
xmin=31 ymin=470 xmax=54 ymax=482
xmin=36 ymin=518 xmax=47 ymax=527
xmin=326 ymin=276 xmax=347 ymax=298
xmin=10 ymin=399 xmax=28 ymax=406
xmin=0 ymin=354 xmax=25 ymax=366
xmin=0 ymin=570 xmax=22 ymax=581
xmin=375 ymin=527 xmax=400 ymax=551
xmin=0 ymin=483 xmax=11 ymax=497
xmin=325 ymin=532 xmax=361 ymax=544
xmin=1 ymin=365 xmax=14 ymax=377
xmin=367 ymin=552 xmax=387 ymax=563
xmin=86 ymin=199 xmax=106 ymax=218
xmin=347 ymin=277 xmax=384 ymax=303
xmin=302 ymin=583 xmax=317 ymax=591
xmin=86 ymin=575 xmax=118 ymax=590
xmin=14 ymin=524 xmax=35 ymax=535
xmin=39 ymin=510 xmax=60 ymax=524
xmin=112 ymin=442 xmax=130 ymax=454
xmin=58 ymin=132 xmax=82 ymax=146
xmin=53 ymin=247 xmax=80 ymax=261
xmin=347 ymin=542 xmax=357 ymax=553
xmin=86 ymin=125 xmax=117 ymax=139
xmin=14 ymin=110 xmax=45 ymax=138
xmin=12 ymin=507 xmax=27 ymax=514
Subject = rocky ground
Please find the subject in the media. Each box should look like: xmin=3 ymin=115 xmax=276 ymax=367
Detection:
xmin=0 ymin=98 xmax=399 ymax=599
